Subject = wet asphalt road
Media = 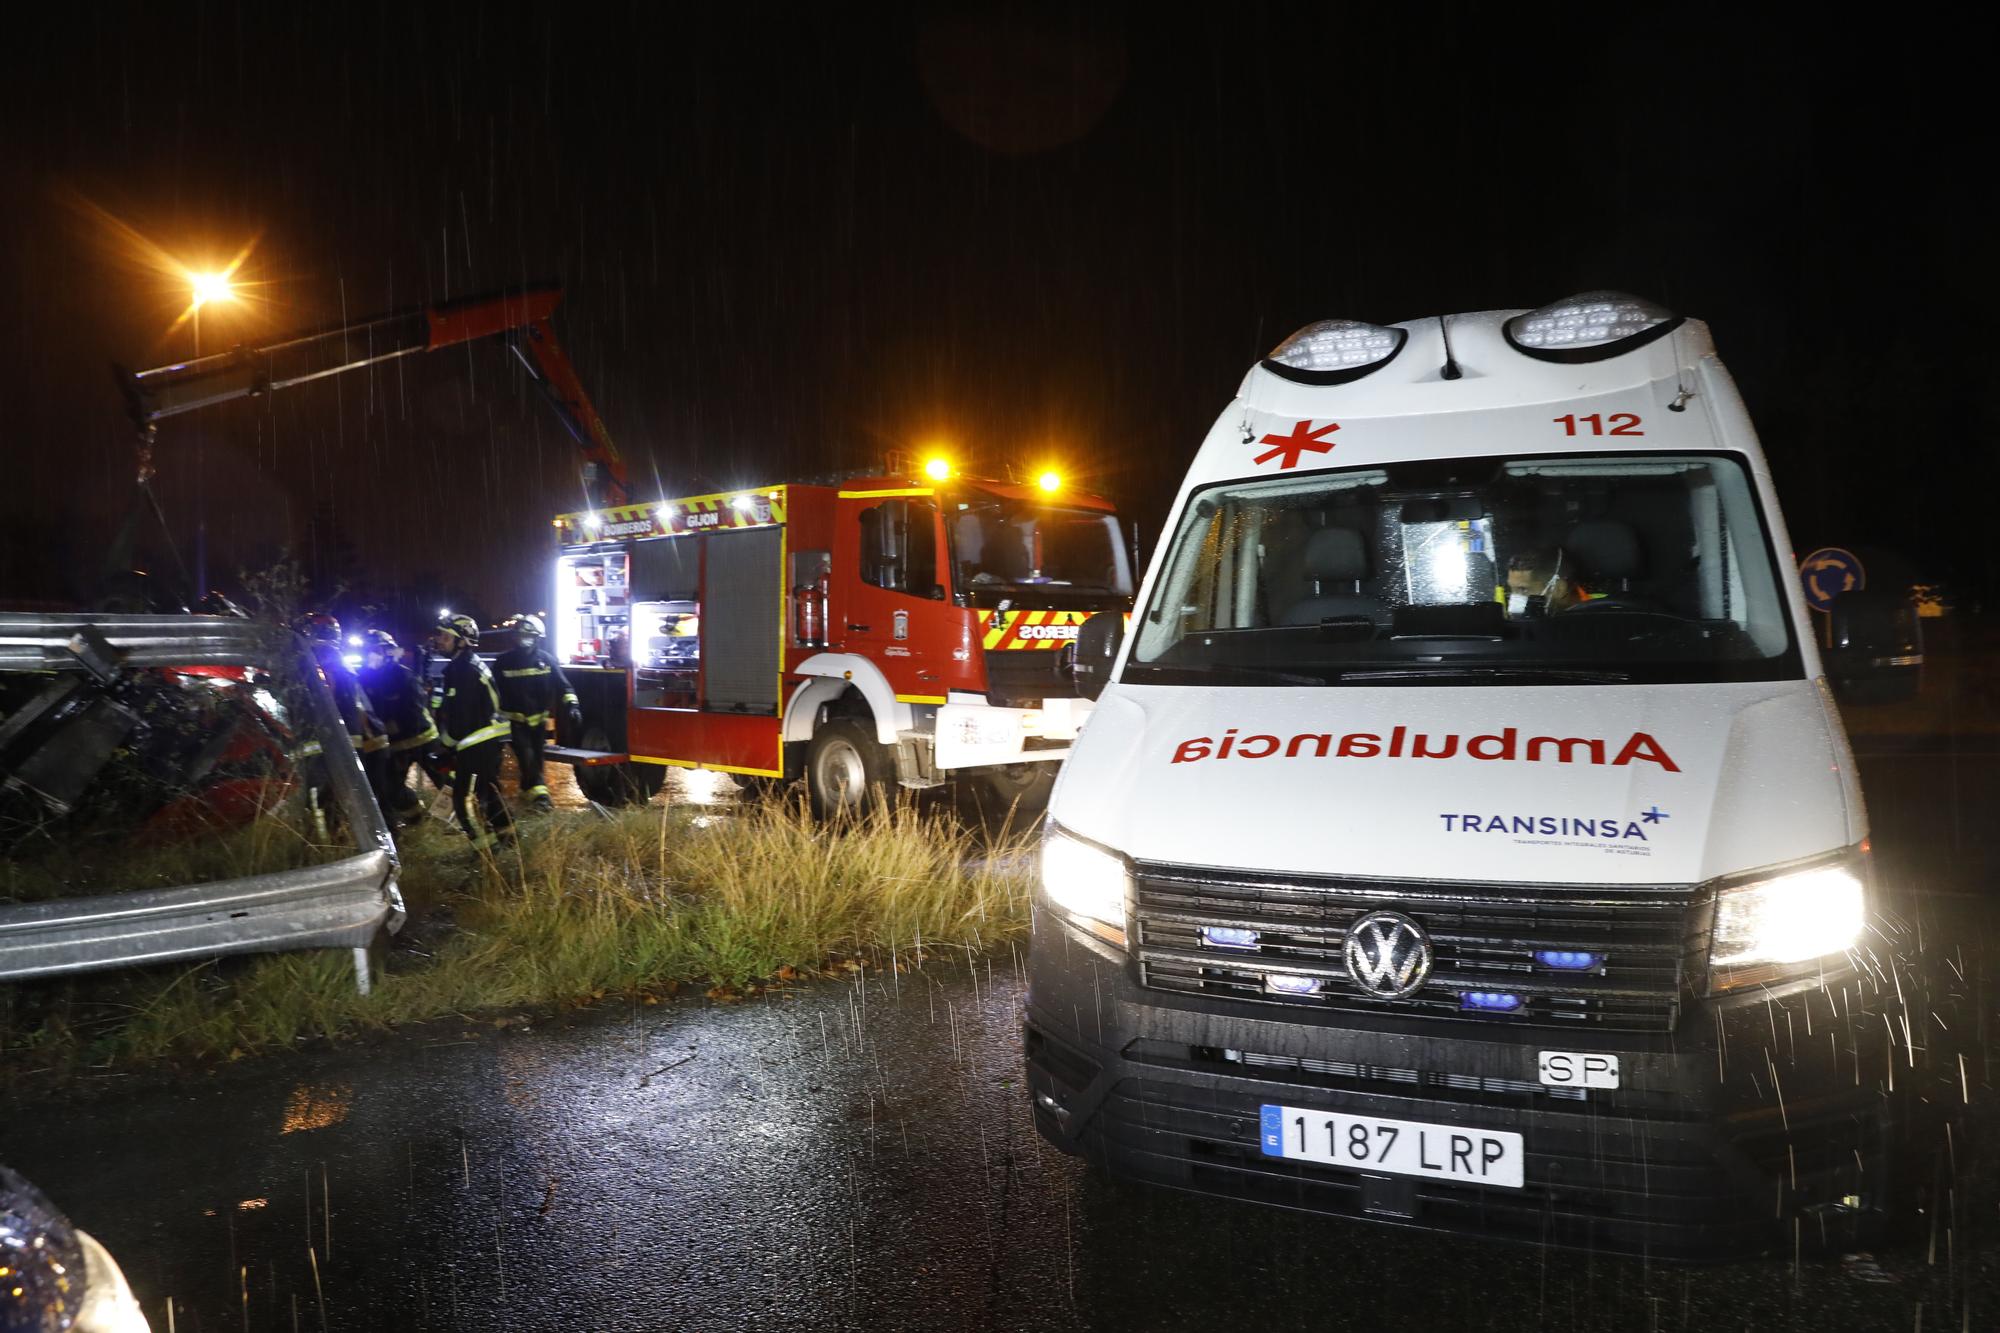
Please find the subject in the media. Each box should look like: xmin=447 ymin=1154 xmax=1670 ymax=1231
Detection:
xmin=4 ymin=745 xmax=2000 ymax=1331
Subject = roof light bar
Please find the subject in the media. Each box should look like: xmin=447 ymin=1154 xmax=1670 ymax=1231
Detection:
xmin=1261 ymin=319 xmax=1408 ymax=386
xmin=1504 ymin=291 xmax=1682 ymax=363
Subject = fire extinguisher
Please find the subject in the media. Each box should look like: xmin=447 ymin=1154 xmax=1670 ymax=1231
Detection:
xmin=794 ymin=580 xmax=822 ymax=646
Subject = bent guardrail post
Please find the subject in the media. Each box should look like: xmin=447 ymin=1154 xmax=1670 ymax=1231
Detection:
xmin=0 ymin=613 xmax=405 ymax=995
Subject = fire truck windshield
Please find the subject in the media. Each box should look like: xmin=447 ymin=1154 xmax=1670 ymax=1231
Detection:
xmin=948 ymin=502 xmax=1132 ymax=599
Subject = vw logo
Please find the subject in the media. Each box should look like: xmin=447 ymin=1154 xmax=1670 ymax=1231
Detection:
xmin=1343 ymin=911 xmax=1433 ymax=999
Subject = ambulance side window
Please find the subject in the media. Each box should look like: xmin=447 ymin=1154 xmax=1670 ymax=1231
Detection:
xmin=859 ymin=500 xmax=942 ymax=597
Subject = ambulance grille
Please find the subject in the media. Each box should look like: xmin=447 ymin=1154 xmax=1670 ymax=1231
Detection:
xmin=1130 ymin=863 xmax=1704 ymax=1033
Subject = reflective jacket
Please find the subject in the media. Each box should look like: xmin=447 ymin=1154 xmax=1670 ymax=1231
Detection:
xmin=493 ymin=645 xmax=579 ymax=725
xmin=438 ymin=648 xmax=508 ymax=750
xmin=358 ymin=660 xmax=438 ymax=752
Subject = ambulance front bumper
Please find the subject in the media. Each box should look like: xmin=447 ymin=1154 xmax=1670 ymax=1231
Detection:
xmin=1024 ymin=910 xmax=1898 ymax=1258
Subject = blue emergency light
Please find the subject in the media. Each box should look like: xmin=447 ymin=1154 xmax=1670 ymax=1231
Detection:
xmin=1460 ymin=991 xmax=1525 ymax=1013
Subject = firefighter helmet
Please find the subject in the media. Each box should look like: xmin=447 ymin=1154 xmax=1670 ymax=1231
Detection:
xmin=436 ymin=611 xmax=482 ymax=646
xmin=295 ymin=611 xmax=342 ymax=643
xmin=506 ymin=613 xmax=547 ymax=640
xmin=362 ymin=628 xmax=399 ymax=654
xmin=197 ymin=589 xmax=250 ymax=618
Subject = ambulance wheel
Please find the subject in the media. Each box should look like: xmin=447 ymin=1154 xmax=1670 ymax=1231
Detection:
xmin=807 ymin=720 xmax=892 ymax=819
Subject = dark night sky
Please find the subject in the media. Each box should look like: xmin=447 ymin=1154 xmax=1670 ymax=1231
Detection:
xmin=2 ymin=5 xmax=1994 ymax=627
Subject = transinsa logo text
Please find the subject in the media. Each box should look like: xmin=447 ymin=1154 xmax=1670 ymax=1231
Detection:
xmin=1442 ymin=813 xmax=1650 ymax=840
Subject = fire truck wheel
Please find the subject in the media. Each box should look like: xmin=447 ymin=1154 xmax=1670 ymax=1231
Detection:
xmin=729 ymin=773 xmax=787 ymax=801
xmin=574 ymin=727 xmax=664 ymax=806
xmin=622 ymin=761 xmax=666 ymax=804
xmin=979 ymin=762 xmax=1056 ymax=820
xmin=807 ymin=720 xmax=892 ymax=819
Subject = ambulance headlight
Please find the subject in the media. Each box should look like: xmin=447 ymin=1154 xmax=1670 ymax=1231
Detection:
xmin=1040 ymin=825 xmax=1128 ymax=947
xmin=1505 ymin=291 xmax=1682 ymax=363
xmin=1709 ymin=852 xmax=1867 ymax=991
xmin=1261 ymin=318 xmax=1408 ymax=385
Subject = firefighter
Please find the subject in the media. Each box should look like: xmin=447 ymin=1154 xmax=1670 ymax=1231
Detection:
xmin=356 ymin=629 xmax=436 ymax=821
xmin=295 ymin=611 xmax=380 ymax=839
xmin=494 ymin=613 xmax=581 ymax=813
xmin=297 ymin=612 xmax=366 ymax=745
xmin=431 ymin=612 xmax=513 ymax=849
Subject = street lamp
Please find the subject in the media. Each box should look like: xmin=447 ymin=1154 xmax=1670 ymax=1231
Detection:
xmin=189 ymin=271 xmax=232 ymax=309
xmin=187 ymin=271 xmax=234 ymax=357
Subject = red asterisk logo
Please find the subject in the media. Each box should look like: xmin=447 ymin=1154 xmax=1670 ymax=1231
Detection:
xmin=1254 ymin=419 xmax=1339 ymax=469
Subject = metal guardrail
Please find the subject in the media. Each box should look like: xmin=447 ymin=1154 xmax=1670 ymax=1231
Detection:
xmin=0 ymin=613 xmax=404 ymax=991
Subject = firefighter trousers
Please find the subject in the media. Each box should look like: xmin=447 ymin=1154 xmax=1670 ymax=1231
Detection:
xmin=375 ymin=748 xmax=425 ymax=815
xmin=509 ymin=720 xmax=549 ymax=798
xmin=449 ymin=738 xmax=513 ymax=849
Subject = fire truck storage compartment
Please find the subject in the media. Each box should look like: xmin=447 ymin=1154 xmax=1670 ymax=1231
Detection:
xmin=556 ymin=547 xmax=630 ymax=666
xmin=555 ymin=544 xmax=635 ymax=752
xmin=630 ymin=536 xmax=701 ymax=711
xmin=701 ymin=527 xmax=783 ymax=715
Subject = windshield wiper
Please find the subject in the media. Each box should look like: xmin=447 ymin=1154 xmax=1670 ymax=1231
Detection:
xmin=1129 ymin=662 xmax=1330 ymax=686
xmin=1338 ymin=665 xmax=1631 ymax=684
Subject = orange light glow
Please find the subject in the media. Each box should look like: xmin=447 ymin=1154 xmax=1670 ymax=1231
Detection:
xmin=923 ymin=456 xmax=953 ymax=481
xmin=1036 ymin=470 xmax=1062 ymax=493
xmin=59 ymin=190 xmax=267 ymax=346
xmin=190 ymin=271 xmax=234 ymax=308
xmin=279 ymin=1082 xmax=353 ymax=1134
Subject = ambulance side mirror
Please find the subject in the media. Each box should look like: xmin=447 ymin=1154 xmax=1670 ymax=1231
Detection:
xmin=1069 ymin=612 xmax=1124 ymax=701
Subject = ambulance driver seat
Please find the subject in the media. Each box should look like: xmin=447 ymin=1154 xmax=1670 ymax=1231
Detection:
xmin=1559 ymin=518 xmax=1660 ymax=612
xmin=1281 ymin=526 xmax=1384 ymax=628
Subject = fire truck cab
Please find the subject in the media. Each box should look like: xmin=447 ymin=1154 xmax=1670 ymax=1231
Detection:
xmin=548 ymin=469 xmax=1133 ymax=814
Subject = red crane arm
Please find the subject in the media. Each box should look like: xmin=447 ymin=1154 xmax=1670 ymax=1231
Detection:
xmin=118 ymin=285 xmax=629 ymax=508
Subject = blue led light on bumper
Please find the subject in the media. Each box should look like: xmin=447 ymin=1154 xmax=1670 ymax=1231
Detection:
xmin=1534 ymin=950 xmax=1602 ymax=971
xmin=1460 ymin=991 xmax=1525 ymax=1013
xmin=1201 ymin=927 xmax=1260 ymax=950
xmin=1265 ymin=974 xmax=1322 ymax=997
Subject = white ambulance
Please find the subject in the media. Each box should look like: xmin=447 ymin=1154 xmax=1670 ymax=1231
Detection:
xmin=1027 ymin=293 xmax=1894 ymax=1254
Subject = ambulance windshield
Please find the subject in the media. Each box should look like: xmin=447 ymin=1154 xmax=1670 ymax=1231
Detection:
xmin=1127 ymin=453 xmax=1801 ymax=685
xmin=949 ymin=503 xmax=1132 ymax=600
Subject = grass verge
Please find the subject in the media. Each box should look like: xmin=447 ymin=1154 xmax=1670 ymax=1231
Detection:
xmin=1 ymin=800 xmax=1033 ymax=1078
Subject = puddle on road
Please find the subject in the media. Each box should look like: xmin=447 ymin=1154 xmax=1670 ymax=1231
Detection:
xmin=278 ymin=1082 xmax=352 ymax=1134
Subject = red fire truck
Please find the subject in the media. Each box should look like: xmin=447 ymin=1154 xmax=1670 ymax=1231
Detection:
xmin=547 ymin=463 xmax=1135 ymax=815
xmin=117 ymin=284 xmax=1134 ymax=814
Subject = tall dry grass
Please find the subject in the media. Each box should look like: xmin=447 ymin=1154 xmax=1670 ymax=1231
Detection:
xmin=1 ymin=786 xmax=338 ymax=903
xmin=4 ymin=800 xmax=1034 ymax=1073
